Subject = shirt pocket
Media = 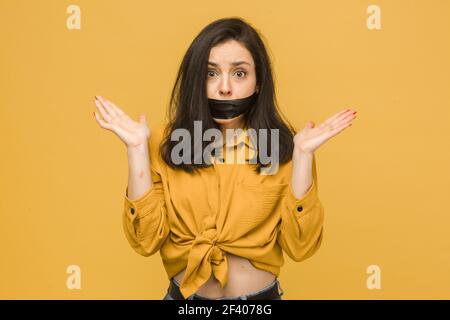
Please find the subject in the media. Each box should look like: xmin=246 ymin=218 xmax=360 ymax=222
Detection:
xmin=227 ymin=181 xmax=287 ymax=238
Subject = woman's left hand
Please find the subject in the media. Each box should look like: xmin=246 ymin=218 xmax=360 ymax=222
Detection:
xmin=293 ymin=108 xmax=357 ymax=154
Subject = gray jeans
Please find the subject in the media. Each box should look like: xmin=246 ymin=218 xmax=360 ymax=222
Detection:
xmin=163 ymin=278 xmax=284 ymax=300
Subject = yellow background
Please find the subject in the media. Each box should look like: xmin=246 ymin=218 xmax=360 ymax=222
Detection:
xmin=1 ymin=0 xmax=449 ymax=299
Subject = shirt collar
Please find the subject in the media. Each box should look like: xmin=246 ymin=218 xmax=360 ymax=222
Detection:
xmin=218 ymin=127 xmax=257 ymax=150
xmin=210 ymin=127 xmax=257 ymax=164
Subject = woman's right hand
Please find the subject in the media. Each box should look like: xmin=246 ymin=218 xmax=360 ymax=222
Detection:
xmin=93 ymin=95 xmax=151 ymax=149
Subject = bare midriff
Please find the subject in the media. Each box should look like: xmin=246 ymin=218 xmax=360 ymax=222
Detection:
xmin=173 ymin=253 xmax=276 ymax=298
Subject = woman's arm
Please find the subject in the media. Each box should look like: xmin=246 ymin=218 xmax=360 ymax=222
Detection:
xmin=126 ymin=144 xmax=153 ymax=200
xmin=93 ymin=96 xmax=169 ymax=256
xmin=122 ymin=127 xmax=170 ymax=257
xmin=279 ymin=152 xmax=324 ymax=262
xmin=290 ymin=149 xmax=314 ymax=199
xmin=278 ymin=108 xmax=357 ymax=261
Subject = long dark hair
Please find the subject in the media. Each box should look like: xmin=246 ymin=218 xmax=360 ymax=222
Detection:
xmin=160 ymin=17 xmax=297 ymax=174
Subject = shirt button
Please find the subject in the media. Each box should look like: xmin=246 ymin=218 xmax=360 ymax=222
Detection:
xmin=297 ymin=206 xmax=303 ymax=212
xmin=130 ymin=208 xmax=135 ymax=215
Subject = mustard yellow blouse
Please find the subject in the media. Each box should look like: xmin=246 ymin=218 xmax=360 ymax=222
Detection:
xmin=122 ymin=124 xmax=324 ymax=299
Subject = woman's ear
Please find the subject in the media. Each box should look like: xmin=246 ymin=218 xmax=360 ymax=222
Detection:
xmin=255 ymin=85 xmax=260 ymax=93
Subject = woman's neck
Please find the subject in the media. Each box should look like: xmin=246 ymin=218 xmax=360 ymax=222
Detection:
xmin=218 ymin=118 xmax=247 ymax=146
xmin=219 ymin=118 xmax=246 ymax=137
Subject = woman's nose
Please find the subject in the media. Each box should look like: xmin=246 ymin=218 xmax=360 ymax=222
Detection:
xmin=219 ymin=88 xmax=232 ymax=96
xmin=219 ymin=77 xmax=232 ymax=96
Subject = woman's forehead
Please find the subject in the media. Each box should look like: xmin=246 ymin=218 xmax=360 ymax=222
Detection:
xmin=208 ymin=41 xmax=254 ymax=66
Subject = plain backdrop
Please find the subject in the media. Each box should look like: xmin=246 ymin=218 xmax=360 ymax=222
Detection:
xmin=1 ymin=0 xmax=449 ymax=299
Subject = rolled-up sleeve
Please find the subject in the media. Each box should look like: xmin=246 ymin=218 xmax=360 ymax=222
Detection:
xmin=122 ymin=134 xmax=170 ymax=257
xmin=277 ymin=154 xmax=324 ymax=262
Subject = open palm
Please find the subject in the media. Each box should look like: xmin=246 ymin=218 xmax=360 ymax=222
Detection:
xmin=294 ymin=108 xmax=357 ymax=154
xmin=93 ymin=95 xmax=151 ymax=148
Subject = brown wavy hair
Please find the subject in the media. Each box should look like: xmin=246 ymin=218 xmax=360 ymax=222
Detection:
xmin=160 ymin=17 xmax=297 ymax=174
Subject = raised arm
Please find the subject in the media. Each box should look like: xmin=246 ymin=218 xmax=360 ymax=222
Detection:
xmin=93 ymin=95 xmax=169 ymax=256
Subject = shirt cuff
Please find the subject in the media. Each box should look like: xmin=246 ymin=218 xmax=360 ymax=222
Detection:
xmin=124 ymin=185 xmax=158 ymax=222
xmin=285 ymin=177 xmax=318 ymax=218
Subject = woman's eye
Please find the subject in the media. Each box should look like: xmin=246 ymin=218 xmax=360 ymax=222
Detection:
xmin=235 ymin=71 xmax=247 ymax=78
xmin=207 ymin=70 xmax=247 ymax=78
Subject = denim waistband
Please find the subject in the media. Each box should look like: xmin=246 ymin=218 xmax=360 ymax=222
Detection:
xmin=171 ymin=277 xmax=284 ymax=300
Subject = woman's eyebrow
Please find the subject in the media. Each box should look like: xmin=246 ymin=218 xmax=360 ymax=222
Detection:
xmin=208 ymin=61 xmax=251 ymax=67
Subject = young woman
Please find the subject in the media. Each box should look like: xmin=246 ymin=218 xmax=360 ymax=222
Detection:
xmin=93 ymin=17 xmax=357 ymax=300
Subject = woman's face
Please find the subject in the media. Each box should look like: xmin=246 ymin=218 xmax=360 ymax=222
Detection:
xmin=207 ymin=39 xmax=258 ymax=126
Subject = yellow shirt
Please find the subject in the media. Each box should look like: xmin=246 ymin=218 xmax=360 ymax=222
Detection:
xmin=122 ymin=124 xmax=324 ymax=299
